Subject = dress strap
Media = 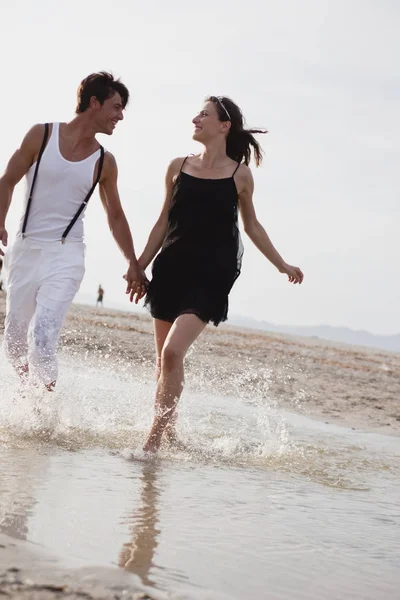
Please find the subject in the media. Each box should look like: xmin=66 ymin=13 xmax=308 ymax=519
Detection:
xmin=179 ymin=156 xmax=189 ymax=172
xmin=232 ymin=162 xmax=241 ymax=177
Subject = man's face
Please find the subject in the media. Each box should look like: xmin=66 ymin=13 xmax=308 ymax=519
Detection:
xmin=95 ymin=92 xmax=124 ymax=135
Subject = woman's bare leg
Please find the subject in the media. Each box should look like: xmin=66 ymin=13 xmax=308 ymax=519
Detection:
xmin=153 ymin=318 xmax=172 ymax=381
xmin=143 ymin=314 xmax=206 ymax=453
xmin=153 ymin=319 xmax=178 ymax=442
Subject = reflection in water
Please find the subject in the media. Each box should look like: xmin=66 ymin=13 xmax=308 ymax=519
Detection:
xmin=118 ymin=464 xmax=161 ymax=586
xmin=0 ymin=449 xmax=49 ymax=540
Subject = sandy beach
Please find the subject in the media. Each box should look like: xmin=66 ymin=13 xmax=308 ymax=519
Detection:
xmin=1 ymin=292 xmax=399 ymax=599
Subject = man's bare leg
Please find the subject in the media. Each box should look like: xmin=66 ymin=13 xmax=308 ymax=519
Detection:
xmin=143 ymin=314 xmax=206 ymax=454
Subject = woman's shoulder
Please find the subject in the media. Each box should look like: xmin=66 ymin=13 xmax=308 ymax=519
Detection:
xmin=165 ymin=156 xmax=188 ymax=179
xmin=234 ymin=163 xmax=254 ymax=195
xmin=168 ymin=156 xmax=191 ymax=169
xmin=235 ymin=162 xmax=253 ymax=180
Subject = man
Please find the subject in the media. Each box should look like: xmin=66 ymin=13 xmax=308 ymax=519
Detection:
xmin=0 ymin=72 xmax=145 ymax=390
xmin=96 ymin=284 xmax=104 ymax=307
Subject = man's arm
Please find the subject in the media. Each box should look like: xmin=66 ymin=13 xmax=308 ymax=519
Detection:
xmin=99 ymin=152 xmax=145 ymax=301
xmin=0 ymin=124 xmax=44 ymax=256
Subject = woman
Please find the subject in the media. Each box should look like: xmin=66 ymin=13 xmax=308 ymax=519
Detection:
xmin=135 ymin=95 xmax=303 ymax=454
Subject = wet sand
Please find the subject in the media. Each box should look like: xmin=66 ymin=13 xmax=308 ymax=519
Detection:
xmin=0 ymin=534 xmax=156 ymax=599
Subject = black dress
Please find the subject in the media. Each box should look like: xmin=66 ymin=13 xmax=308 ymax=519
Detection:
xmin=145 ymin=158 xmax=243 ymax=326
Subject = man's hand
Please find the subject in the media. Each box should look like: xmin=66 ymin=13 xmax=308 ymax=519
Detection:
xmin=0 ymin=226 xmax=8 ymax=257
xmin=123 ymin=260 xmax=148 ymax=304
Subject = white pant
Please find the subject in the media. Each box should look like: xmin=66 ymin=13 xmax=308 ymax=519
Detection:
xmin=3 ymin=237 xmax=85 ymax=385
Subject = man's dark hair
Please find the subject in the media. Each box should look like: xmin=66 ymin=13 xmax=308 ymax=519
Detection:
xmin=76 ymin=72 xmax=129 ymax=114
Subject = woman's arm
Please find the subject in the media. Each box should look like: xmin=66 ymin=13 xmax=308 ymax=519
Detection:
xmin=138 ymin=157 xmax=183 ymax=270
xmin=237 ymin=166 xmax=304 ymax=284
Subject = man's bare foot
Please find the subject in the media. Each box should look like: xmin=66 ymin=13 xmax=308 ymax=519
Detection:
xmin=16 ymin=364 xmax=29 ymax=383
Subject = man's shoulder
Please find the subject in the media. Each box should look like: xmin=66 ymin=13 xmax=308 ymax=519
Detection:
xmin=23 ymin=123 xmax=49 ymax=147
xmin=98 ymin=151 xmax=118 ymax=182
xmin=103 ymin=150 xmax=117 ymax=167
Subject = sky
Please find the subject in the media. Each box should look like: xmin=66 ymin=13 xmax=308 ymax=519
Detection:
xmin=0 ymin=0 xmax=398 ymax=335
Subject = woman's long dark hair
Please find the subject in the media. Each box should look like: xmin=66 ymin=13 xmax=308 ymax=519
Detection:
xmin=207 ymin=96 xmax=267 ymax=167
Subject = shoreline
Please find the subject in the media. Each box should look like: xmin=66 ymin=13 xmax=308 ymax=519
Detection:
xmin=1 ymin=293 xmax=400 ymax=436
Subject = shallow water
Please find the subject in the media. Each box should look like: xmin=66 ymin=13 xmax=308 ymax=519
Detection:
xmin=0 ymin=350 xmax=399 ymax=599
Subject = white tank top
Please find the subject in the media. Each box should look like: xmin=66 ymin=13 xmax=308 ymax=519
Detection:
xmin=17 ymin=123 xmax=102 ymax=242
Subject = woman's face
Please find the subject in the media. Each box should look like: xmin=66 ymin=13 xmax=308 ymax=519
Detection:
xmin=192 ymin=101 xmax=229 ymax=142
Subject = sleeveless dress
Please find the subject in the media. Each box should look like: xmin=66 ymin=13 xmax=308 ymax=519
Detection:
xmin=145 ymin=158 xmax=243 ymax=326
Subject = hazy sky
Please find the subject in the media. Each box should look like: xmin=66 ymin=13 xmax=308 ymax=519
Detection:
xmin=0 ymin=0 xmax=398 ymax=334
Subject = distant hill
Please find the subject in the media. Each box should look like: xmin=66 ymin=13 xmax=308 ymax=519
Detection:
xmin=230 ymin=316 xmax=400 ymax=353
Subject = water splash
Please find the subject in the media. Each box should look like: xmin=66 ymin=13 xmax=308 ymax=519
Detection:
xmin=1 ymin=346 xmax=398 ymax=490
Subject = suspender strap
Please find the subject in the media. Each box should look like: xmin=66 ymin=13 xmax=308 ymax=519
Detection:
xmin=232 ymin=161 xmax=241 ymax=177
xmin=21 ymin=123 xmax=49 ymax=237
xmin=61 ymin=146 xmax=105 ymax=243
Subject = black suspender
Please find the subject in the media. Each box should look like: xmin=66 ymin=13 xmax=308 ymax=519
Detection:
xmin=61 ymin=146 xmax=105 ymax=243
xmin=21 ymin=122 xmax=105 ymax=243
xmin=21 ymin=123 xmax=49 ymax=238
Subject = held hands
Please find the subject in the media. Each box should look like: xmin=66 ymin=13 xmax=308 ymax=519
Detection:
xmin=0 ymin=226 xmax=8 ymax=257
xmin=280 ymin=262 xmax=304 ymax=284
xmin=123 ymin=260 xmax=149 ymax=304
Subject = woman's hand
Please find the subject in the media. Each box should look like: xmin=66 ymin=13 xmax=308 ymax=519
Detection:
xmin=280 ymin=263 xmax=304 ymax=284
xmin=123 ymin=262 xmax=149 ymax=303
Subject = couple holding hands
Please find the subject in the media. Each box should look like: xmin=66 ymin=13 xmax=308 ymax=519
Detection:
xmin=0 ymin=72 xmax=303 ymax=454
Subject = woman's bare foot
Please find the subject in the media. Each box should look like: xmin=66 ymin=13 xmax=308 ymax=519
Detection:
xmin=164 ymin=425 xmax=186 ymax=450
xmin=165 ymin=411 xmax=180 ymax=444
xmin=165 ymin=423 xmax=178 ymax=443
xmin=122 ymin=448 xmax=157 ymax=462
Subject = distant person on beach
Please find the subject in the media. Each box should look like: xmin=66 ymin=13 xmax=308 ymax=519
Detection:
xmin=0 ymin=72 xmax=146 ymax=391
xmin=96 ymin=284 xmax=104 ymax=307
xmin=135 ymin=96 xmax=304 ymax=454
xmin=0 ymin=256 xmax=3 ymax=292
